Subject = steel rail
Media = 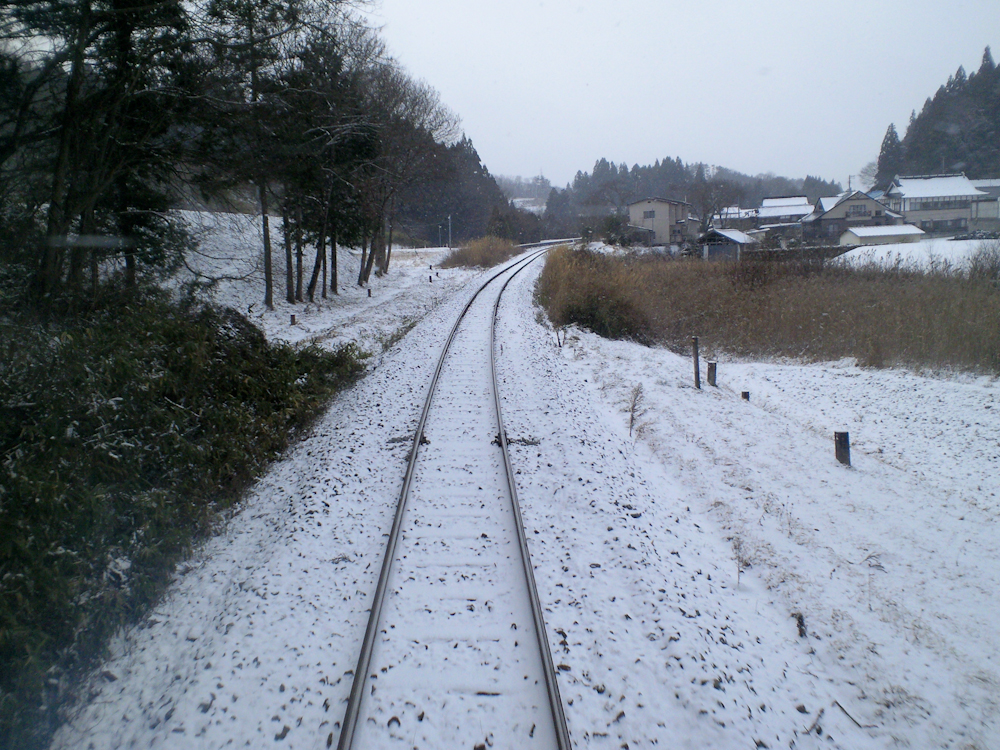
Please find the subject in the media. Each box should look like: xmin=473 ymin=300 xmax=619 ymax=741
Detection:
xmin=336 ymin=245 xmax=556 ymax=750
xmin=491 ymin=262 xmax=573 ymax=750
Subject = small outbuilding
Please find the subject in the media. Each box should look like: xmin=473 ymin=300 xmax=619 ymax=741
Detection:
xmin=839 ymin=225 xmax=924 ymax=246
xmin=700 ymin=227 xmax=757 ymax=260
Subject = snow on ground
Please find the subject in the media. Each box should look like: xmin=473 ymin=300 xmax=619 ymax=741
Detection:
xmin=174 ymin=211 xmax=476 ymax=356
xmin=50 ymin=218 xmax=1000 ymax=749
xmin=838 ymin=237 xmax=991 ymax=271
xmin=537 ymin=302 xmax=1000 ymax=747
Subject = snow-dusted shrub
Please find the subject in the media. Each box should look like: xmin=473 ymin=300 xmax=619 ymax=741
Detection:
xmin=0 ymin=290 xmax=364 ymax=749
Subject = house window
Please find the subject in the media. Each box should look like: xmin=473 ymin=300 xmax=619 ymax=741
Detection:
xmin=846 ymin=203 xmax=871 ymax=217
xmin=643 ymin=210 xmax=655 ymax=219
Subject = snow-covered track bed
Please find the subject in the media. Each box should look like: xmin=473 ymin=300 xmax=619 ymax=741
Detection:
xmin=338 ymin=250 xmax=570 ymax=750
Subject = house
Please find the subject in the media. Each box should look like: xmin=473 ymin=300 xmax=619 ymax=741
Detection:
xmin=700 ymin=227 xmax=757 ymax=260
xmin=756 ymin=196 xmax=813 ymax=240
xmin=711 ymin=205 xmax=758 ymax=231
xmin=757 ymin=196 xmax=814 ymax=224
xmin=800 ymin=190 xmax=902 ymax=243
xmin=627 ymin=198 xmax=696 ymax=245
xmin=840 ymin=225 xmax=924 ymax=246
xmin=970 ymin=179 xmax=1000 ymax=231
xmin=883 ymin=174 xmax=987 ymax=234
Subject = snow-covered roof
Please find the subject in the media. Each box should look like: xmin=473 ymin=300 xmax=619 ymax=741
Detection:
xmin=761 ymin=196 xmax=810 ymax=208
xmin=757 ymin=204 xmax=813 ymax=220
xmin=971 ymin=179 xmax=1000 ymax=187
xmin=628 ymin=196 xmax=690 ymax=207
xmin=714 ymin=206 xmax=757 ymax=220
xmin=888 ymin=174 xmax=987 ymax=199
xmin=705 ymin=228 xmax=756 ymax=244
xmin=843 ymin=225 xmax=925 ymax=238
xmin=817 ymin=196 xmax=843 ymax=212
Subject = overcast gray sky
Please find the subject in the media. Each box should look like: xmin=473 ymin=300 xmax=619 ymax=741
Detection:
xmin=366 ymin=1 xmax=1000 ymax=190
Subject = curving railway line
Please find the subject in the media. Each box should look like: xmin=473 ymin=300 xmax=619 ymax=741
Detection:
xmin=337 ymin=246 xmax=572 ymax=750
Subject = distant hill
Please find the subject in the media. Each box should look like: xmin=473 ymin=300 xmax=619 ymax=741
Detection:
xmin=876 ymin=47 xmax=1000 ymax=187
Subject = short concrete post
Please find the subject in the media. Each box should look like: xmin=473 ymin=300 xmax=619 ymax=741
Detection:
xmin=741 ymin=391 xmax=750 ymax=401
xmin=290 ymin=314 xmax=296 ymax=325
xmin=835 ymin=432 xmax=851 ymax=466
xmin=367 ymin=288 xmax=371 ymax=297
xmin=707 ymin=361 xmax=717 ymax=387
xmin=692 ymin=336 xmax=701 ymax=390
xmin=429 ymin=275 xmax=433 ymax=283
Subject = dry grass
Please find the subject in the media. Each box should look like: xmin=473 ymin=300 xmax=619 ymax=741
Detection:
xmin=536 ymin=244 xmax=1000 ymax=374
xmin=439 ymin=236 xmax=520 ymax=268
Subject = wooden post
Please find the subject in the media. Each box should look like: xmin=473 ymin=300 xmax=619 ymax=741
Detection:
xmin=741 ymin=391 xmax=749 ymax=401
xmin=429 ymin=275 xmax=433 ymax=283
xmin=707 ymin=361 xmax=717 ymax=387
xmin=692 ymin=336 xmax=700 ymax=389
xmin=835 ymin=432 xmax=851 ymax=466
xmin=290 ymin=314 xmax=296 ymax=325
xmin=367 ymin=288 xmax=371 ymax=297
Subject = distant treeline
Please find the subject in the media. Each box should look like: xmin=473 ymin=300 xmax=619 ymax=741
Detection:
xmin=875 ymin=47 xmax=1000 ymax=188
xmin=541 ymin=157 xmax=842 ymax=237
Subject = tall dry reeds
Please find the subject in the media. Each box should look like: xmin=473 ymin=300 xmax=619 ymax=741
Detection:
xmin=537 ymin=244 xmax=1000 ymax=374
xmin=439 ymin=236 xmax=520 ymax=268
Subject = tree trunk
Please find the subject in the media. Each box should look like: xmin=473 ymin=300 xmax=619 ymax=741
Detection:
xmin=68 ymin=209 xmax=93 ymax=291
xmin=362 ymin=230 xmax=378 ymax=284
xmin=295 ymin=205 xmax=303 ymax=301
xmin=260 ymin=181 xmax=273 ymax=310
xmin=330 ymin=226 xmax=338 ymax=295
xmin=39 ymin=0 xmax=91 ymax=298
xmin=357 ymin=234 xmax=368 ymax=287
xmin=384 ymin=196 xmax=396 ymax=273
xmin=310 ymin=200 xmax=330 ymax=302
xmin=282 ymin=207 xmax=294 ymax=303
xmin=307 ymin=234 xmax=323 ymax=302
xmin=321 ymin=236 xmax=327 ymax=299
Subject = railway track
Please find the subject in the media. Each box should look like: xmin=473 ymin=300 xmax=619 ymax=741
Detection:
xmin=337 ymin=246 xmax=572 ymax=750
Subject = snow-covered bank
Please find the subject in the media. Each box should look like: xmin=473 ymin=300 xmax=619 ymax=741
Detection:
xmin=173 ymin=211 xmax=477 ymax=357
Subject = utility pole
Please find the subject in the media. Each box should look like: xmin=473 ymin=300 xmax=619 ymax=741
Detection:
xmin=438 ymin=225 xmax=442 ymax=248
xmin=448 ymin=215 xmax=452 ymax=249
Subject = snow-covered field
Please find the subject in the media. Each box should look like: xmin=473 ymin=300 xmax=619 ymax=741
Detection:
xmin=51 ymin=223 xmax=1000 ymax=749
xmin=838 ymin=236 xmax=992 ymax=271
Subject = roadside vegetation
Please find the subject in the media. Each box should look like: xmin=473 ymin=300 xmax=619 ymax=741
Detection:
xmin=439 ymin=236 xmax=521 ymax=268
xmin=537 ymin=242 xmax=1000 ymax=374
xmin=0 ymin=286 xmax=365 ymax=749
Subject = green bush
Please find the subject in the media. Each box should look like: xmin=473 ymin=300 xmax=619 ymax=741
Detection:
xmin=0 ymin=289 xmax=365 ymax=749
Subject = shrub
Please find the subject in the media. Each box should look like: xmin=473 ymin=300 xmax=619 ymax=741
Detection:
xmin=439 ymin=236 xmax=520 ymax=268
xmin=537 ymin=245 xmax=1000 ymax=373
xmin=0 ymin=290 xmax=365 ymax=749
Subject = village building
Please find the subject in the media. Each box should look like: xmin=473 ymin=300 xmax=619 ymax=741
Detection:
xmin=757 ymin=196 xmax=814 ymax=224
xmin=800 ymin=190 xmax=903 ymax=243
xmin=883 ymin=174 xmax=987 ymax=234
xmin=627 ymin=197 xmax=696 ymax=245
xmin=970 ymin=179 xmax=1000 ymax=232
xmin=699 ymin=227 xmax=757 ymax=260
xmin=711 ymin=205 xmax=758 ymax=231
xmin=840 ymin=225 xmax=925 ymax=246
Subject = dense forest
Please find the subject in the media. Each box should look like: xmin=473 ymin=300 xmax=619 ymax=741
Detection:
xmin=542 ymin=156 xmax=842 ymax=237
xmin=875 ymin=47 xmax=1000 ymax=188
xmin=0 ymin=0 xmax=512 ymax=310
